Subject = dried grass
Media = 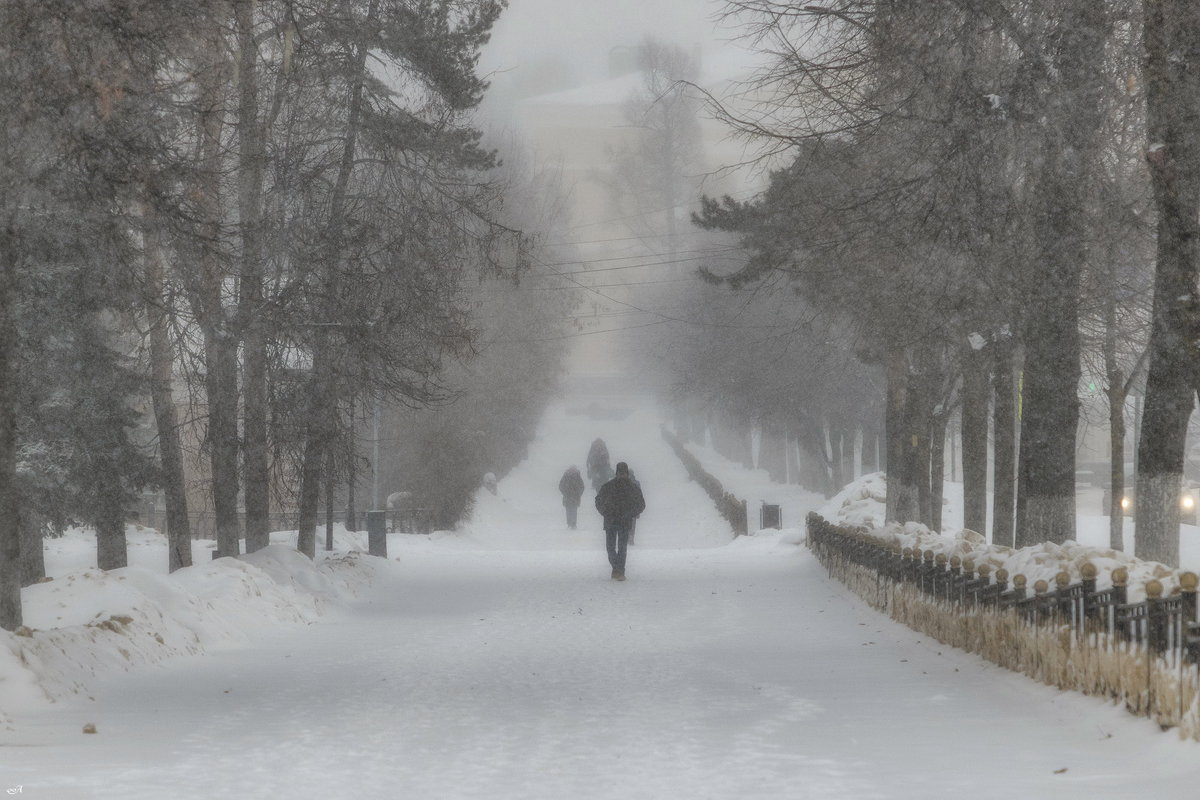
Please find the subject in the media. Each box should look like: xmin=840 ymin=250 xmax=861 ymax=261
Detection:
xmin=816 ymin=544 xmax=1200 ymax=741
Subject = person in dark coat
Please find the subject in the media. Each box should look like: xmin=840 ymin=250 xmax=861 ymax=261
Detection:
xmin=626 ymin=468 xmax=642 ymax=545
xmin=558 ymin=465 xmax=585 ymax=529
xmin=594 ymin=461 xmax=646 ymax=581
xmin=586 ymin=438 xmax=614 ymax=493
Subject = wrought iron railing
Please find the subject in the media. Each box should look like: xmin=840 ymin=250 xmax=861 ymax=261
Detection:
xmin=807 ymin=511 xmax=1200 ymax=738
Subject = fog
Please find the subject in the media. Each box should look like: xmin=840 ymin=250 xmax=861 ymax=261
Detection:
xmin=481 ymin=0 xmax=731 ymax=88
xmin=4 ymin=4 xmax=1200 ymax=795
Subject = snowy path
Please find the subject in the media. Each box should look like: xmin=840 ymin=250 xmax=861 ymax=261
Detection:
xmin=4 ymin=399 xmax=1199 ymax=799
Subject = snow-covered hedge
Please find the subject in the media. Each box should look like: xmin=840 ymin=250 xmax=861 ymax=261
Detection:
xmin=661 ymin=426 xmax=748 ymax=535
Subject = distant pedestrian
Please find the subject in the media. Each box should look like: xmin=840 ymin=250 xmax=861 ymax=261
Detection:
xmin=558 ymin=465 xmax=585 ymax=529
xmin=586 ymin=438 xmax=614 ymax=493
xmin=594 ymin=461 xmax=645 ymax=581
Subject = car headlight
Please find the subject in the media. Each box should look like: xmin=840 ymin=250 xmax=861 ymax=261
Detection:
xmin=1121 ymin=496 xmax=1131 ymax=511
xmin=1183 ymin=495 xmax=1195 ymax=511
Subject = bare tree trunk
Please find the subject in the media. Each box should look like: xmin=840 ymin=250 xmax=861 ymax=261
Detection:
xmin=992 ymin=337 xmax=1017 ymax=547
xmin=297 ymin=346 xmax=332 ymax=559
xmin=297 ymin=0 xmax=379 ymax=558
xmin=95 ymin=484 xmax=128 ymax=571
xmin=143 ymin=219 xmax=192 ymax=572
xmin=898 ymin=349 xmax=934 ymax=527
xmin=1104 ymin=298 xmax=1127 ymax=551
xmin=852 ymin=427 xmax=863 ymax=480
xmin=841 ymin=427 xmax=855 ymax=483
xmin=799 ymin=419 xmax=833 ymax=495
xmin=885 ymin=342 xmax=912 ymax=521
xmin=1016 ymin=3 xmax=1107 ymax=547
xmin=1017 ymin=318 xmax=1080 ymax=547
xmin=0 ymin=254 xmax=17 ymax=629
xmin=913 ymin=403 xmax=933 ymax=528
xmin=1135 ymin=0 xmax=1200 ymax=566
xmin=930 ymin=412 xmax=949 ymax=533
xmin=325 ymin=448 xmax=335 ymax=552
xmin=192 ymin=28 xmax=241 ymax=558
xmin=19 ymin=511 xmax=44 ymax=587
xmin=346 ymin=402 xmax=357 ymax=532
xmin=827 ymin=425 xmax=845 ymax=491
xmin=961 ymin=344 xmax=989 ymax=535
xmin=235 ymin=0 xmax=270 ymax=555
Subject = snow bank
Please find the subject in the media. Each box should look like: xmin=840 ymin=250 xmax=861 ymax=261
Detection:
xmin=818 ymin=473 xmax=1190 ymax=601
xmin=818 ymin=471 xmax=888 ymax=529
xmin=0 ymin=533 xmax=387 ymax=728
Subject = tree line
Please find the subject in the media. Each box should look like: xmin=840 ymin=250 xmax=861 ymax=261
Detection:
xmin=0 ymin=0 xmax=580 ymax=632
xmin=658 ymin=1 xmax=1196 ymax=565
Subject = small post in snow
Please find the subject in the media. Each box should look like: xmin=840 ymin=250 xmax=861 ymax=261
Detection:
xmin=366 ymin=510 xmax=387 ymax=558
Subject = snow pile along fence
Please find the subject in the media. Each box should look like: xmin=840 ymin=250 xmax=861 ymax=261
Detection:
xmin=806 ymin=512 xmax=1200 ymax=740
xmin=661 ymin=426 xmax=748 ymax=535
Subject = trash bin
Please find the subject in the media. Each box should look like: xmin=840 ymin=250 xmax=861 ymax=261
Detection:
xmin=366 ymin=510 xmax=387 ymax=558
xmin=760 ymin=503 xmax=782 ymax=530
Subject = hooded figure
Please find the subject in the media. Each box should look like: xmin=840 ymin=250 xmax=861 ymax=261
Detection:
xmin=594 ymin=461 xmax=645 ymax=581
xmin=558 ymin=465 xmax=585 ymax=529
xmin=586 ymin=438 xmax=614 ymax=492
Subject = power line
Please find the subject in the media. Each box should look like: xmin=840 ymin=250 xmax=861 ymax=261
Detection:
xmin=542 ymin=229 xmax=719 ymax=248
xmin=552 ymin=187 xmax=762 ymax=234
xmin=526 ymin=251 xmax=786 ymax=332
xmin=482 ymin=319 xmax=674 ymax=345
xmin=477 ymin=275 xmax=708 ymax=293
xmin=530 ymin=245 xmax=742 ymax=270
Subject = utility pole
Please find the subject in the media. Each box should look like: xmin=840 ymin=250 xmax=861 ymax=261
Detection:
xmin=372 ymin=398 xmax=381 ymax=510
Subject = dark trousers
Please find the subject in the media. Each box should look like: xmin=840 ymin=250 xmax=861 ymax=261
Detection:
xmin=565 ymin=503 xmax=578 ymax=529
xmin=606 ymin=525 xmax=630 ymax=573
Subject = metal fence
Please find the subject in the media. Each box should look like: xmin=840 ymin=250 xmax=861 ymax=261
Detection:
xmin=137 ymin=505 xmax=433 ymax=540
xmin=807 ymin=512 xmax=1200 ymax=738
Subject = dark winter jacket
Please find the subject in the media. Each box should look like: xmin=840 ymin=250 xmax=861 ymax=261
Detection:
xmin=594 ymin=475 xmax=646 ymax=530
xmin=559 ymin=467 xmax=585 ymax=507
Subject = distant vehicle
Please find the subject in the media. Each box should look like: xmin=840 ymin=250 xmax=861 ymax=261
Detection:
xmin=1103 ymin=480 xmax=1200 ymax=525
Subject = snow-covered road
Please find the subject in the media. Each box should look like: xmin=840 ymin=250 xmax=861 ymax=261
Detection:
xmin=4 ymin=398 xmax=1199 ymax=799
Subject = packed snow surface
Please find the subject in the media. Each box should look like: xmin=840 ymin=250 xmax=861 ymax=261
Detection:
xmin=2 ymin=396 xmax=1199 ymax=799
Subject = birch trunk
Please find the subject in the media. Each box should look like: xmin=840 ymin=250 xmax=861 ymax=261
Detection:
xmin=1104 ymin=298 xmax=1127 ymax=552
xmin=143 ymin=217 xmax=192 ymax=572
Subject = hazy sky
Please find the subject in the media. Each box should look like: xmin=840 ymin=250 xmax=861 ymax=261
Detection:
xmin=481 ymin=0 xmax=734 ymax=85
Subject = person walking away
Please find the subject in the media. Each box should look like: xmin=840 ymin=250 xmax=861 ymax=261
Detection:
xmin=558 ymin=465 xmax=585 ymax=529
xmin=586 ymin=438 xmax=614 ymax=493
xmin=594 ymin=461 xmax=645 ymax=581
xmin=627 ymin=468 xmax=642 ymax=545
